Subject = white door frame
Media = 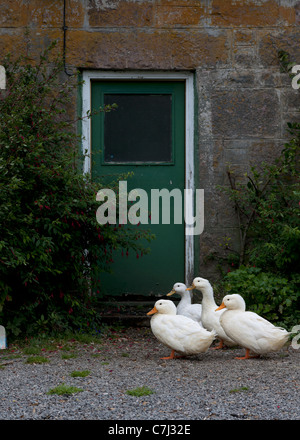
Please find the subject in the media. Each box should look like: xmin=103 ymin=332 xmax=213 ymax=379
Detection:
xmin=81 ymin=71 xmax=194 ymax=285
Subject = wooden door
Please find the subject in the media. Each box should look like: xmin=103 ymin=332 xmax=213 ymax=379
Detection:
xmin=91 ymin=81 xmax=185 ymax=296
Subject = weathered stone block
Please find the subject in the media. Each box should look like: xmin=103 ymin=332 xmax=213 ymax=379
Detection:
xmin=280 ymin=88 xmax=300 ymax=113
xmin=202 ymin=187 xmax=239 ymax=230
xmin=256 ymin=69 xmax=282 ymax=88
xmin=66 ymin=29 xmax=229 ymax=69
xmin=207 ymin=68 xmax=259 ymax=89
xmin=233 ymin=29 xmax=256 ymax=46
xmin=258 ymin=28 xmax=300 ymax=67
xmin=0 ymin=30 xmax=27 ymax=57
xmin=155 ymin=3 xmax=207 ymax=27
xmin=211 ymin=0 xmax=281 ymax=27
xmin=29 ymin=0 xmax=85 ymax=28
xmin=233 ymin=46 xmax=258 ymax=68
xmin=223 ymin=139 xmax=284 ymax=170
xmin=212 ymin=89 xmax=281 ymax=138
xmin=0 ymin=28 xmax=62 ymax=63
xmin=198 ymin=226 xmax=241 ymax=283
xmin=0 ymin=0 xmax=28 ymax=27
xmin=247 ymin=139 xmax=283 ymax=164
xmin=0 ymin=0 xmax=84 ymax=29
xmin=87 ymin=0 xmax=153 ymax=27
xmin=198 ymin=139 xmax=226 ymax=188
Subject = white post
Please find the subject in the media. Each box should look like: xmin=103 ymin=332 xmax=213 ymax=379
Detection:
xmin=0 ymin=66 xmax=6 ymax=89
xmin=0 ymin=325 xmax=6 ymax=349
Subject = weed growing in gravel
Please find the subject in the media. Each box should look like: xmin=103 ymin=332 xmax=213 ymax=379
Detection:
xmin=126 ymin=386 xmax=154 ymax=397
xmin=229 ymin=386 xmax=249 ymax=393
xmin=25 ymin=356 xmax=49 ymax=364
xmin=61 ymin=353 xmax=78 ymax=360
xmin=47 ymin=383 xmax=83 ymax=395
xmin=70 ymin=370 xmax=90 ymax=377
xmin=0 ymin=354 xmax=21 ymax=360
xmin=23 ymin=346 xmax=41 ymax=355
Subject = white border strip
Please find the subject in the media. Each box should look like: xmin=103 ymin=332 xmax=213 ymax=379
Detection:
xmin=81 ymin=71 xmax=194 ymax=284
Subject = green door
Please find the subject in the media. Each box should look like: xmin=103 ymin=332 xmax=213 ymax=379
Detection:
xmin=91 ymin=81 xmax=185 ymax=296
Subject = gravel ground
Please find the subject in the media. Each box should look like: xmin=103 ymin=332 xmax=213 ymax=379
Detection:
xmin=0 ymin=326 xmax=299 ymax=421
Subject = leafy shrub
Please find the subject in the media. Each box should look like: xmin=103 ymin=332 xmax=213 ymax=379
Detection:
xmin=223 ymin=267 xmax=299 ymax=328
xmin=0 ymin=42 xmax=152 ymax=336
xmin=221 ymin=140 xmax=299 ymax=273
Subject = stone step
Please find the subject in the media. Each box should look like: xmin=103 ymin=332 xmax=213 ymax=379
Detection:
xmin=96 ymin=297 xmax=179 ymax=327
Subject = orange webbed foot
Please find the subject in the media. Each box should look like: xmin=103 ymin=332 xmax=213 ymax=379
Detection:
xmin=235 ymin=348 xmax=260 ymax=360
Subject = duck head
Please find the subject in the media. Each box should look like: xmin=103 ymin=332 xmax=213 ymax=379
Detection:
xmin=215 ymin=294 xmax=246 ymax=312
xmin=167 ymin=282 xmax=187 ymax=297
xmin=186 ymin=277 xmax=210 ymax=291
xmin=147 ymin=299 xmax=177 ymax=316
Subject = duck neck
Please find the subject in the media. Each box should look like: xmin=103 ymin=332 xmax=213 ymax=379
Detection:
xmin=177 ymin=292 xmax=192 ymax=312
xmin=199 ymin=283 xmax=217 ymax=308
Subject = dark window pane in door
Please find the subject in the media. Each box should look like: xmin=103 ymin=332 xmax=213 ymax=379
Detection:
xmin=104 ymin=94 xmax=172 ymax=163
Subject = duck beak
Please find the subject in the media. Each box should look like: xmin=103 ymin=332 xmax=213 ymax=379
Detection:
xmin=186 ymin=283 xmax=195 ymax=291
xmin=147 ymin=306 xmax=158 ymax=316
xmin=215 ymin=302 xmax=226 ymax=311
xmin=167 ymin=289 xmax=176 ymax=296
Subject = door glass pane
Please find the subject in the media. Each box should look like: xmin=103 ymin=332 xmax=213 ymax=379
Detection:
xmin=103 ymin=94 xmax=172 ymax=163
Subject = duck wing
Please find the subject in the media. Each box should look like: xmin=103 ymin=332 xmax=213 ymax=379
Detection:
xmin=151 ymin=314 xmax=211 ymax=354
xmin=181 ymin=304 xmax=202 ymax=324
xmin=222 ymin=311 xmax=290 ymax=354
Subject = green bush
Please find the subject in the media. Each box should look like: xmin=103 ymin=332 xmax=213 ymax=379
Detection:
xmin=223 ymin=267 xmax=299 ymax=328
xmin=0 ymin=42 xmax=152 ymax=336
xmin=221 ymin=140 xmax=299 ymax=272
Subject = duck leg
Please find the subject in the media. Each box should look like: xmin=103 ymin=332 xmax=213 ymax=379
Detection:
xmin=160 ymin=350 xmax=183 ymax=360
xmin=235 ymin=348 xmax=260 ymax=360
xmin=212 ymin=339 xmax=224 ymax=350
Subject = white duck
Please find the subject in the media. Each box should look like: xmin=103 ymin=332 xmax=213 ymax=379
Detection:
xmin=187 ymin=277 xmax=236 ymax=349
xmin=147 ymin=299 xmax=216 ymax=360
xmin=216 ymin=294 xmax=291 ymax=360
xmin=167 ymin=282 xmax=203 ymax=327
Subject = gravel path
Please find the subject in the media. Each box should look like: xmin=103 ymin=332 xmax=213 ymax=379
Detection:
xmin=0 ymin=327 xmax=299 ymax=421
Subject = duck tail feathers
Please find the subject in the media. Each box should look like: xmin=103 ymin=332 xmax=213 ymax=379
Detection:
xmin=211 ymin=329 xmax=217 ymax=339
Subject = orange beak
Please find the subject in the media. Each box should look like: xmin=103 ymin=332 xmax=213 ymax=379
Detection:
xmin=186 ymin=283 xmax=195 ymax=291
xmin=167 ymin=289 xmax=175 ymax=296
xmin=215 ymin=302 xmax=226 ymax=311
xmin=147 ymin=306 xmax=158 ymax=316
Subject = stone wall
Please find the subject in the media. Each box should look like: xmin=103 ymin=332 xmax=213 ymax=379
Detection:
xmin=1 ymin=0 xmax=300 ymax=281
